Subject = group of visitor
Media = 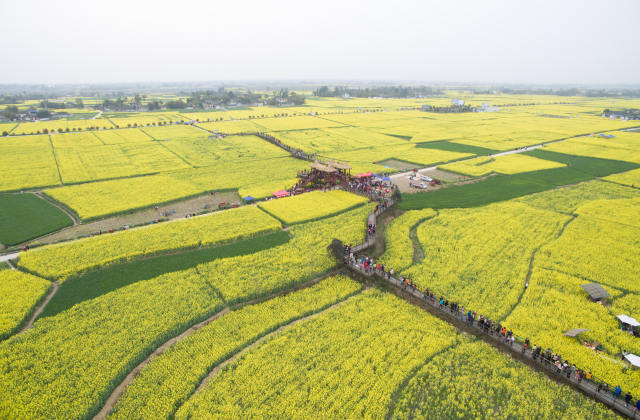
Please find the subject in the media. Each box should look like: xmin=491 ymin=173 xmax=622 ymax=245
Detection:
xmin=337 ymin=182 xmax=640 ymax=415
xmin=345 ymin=250 xmax=640 ymax=414
xmin=345 ymin=177 xmax=396 ymax=201
xmin=367 ymin=223 xmax=376 ymax=237
xmin=374 ymin=200 xmax=390 ymax=215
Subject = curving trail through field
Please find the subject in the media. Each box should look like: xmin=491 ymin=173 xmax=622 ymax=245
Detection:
xmin=384 ymin=340 xmax=463 ymax=420
xmin=500 ymin=214 xmax=577 ymax=323
xmin=18 ymin=280 xmax=59 ymax=334
xmin=408 ymin=211 xmax=438 ymax=266
xmin=92 ymin=270 xmax=341 ymax=419
xmin=34 ymin=192 xmax=79 ymax=225
xmin=191 ymin=289 xmax=366 ymax=395
xmin=92 ymin=307 xmax=231 ymax=420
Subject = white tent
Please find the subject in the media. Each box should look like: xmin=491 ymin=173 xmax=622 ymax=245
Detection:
xmin=617 ymin=315 xmax=640 ymax=327
xmin=624 ymin=353 xmax=640 ymax=368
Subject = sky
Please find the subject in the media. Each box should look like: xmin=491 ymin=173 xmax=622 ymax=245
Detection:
xmin=1 ymin=0 xmax=639 ymax=85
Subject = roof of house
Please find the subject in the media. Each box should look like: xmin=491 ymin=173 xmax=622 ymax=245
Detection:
xmin=310 ymin=161 xmax=337 ymax=173
xmin=326 ymin=159 xmax=351 ymax=170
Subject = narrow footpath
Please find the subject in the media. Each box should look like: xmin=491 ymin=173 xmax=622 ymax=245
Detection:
xmin=19 ymin=281 xmax=59 ymax=333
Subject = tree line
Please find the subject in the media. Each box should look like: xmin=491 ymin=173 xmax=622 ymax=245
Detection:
xmin=473 ymin=87 xmax=640 ymax=97
xmin=313 ymin=86 xmax=443 ymax=98
xmin=100 ymin=89 xmax=305 ymax=111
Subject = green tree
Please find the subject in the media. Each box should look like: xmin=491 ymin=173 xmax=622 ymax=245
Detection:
xmin=2 ymin=105 xmax=18 ymax=120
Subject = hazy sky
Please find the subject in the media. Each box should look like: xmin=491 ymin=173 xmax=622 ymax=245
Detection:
xmin=1 ymin=0 xmax=639 ymax=85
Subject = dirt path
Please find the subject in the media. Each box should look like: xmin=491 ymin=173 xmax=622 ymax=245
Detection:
xmin=410 ymin=229 xmax=424 ymax=264
xmin=19 ymin=280 xmax=59 ymax=333
xmin=191 ymin=124 xmax=213 ymax=134
xmin=47 ymin=135 xmax=64 ymax=186
xmin=489 ymin=144 xmax=543 ymax=157
xmin=192 ymin=290 xmax=365 ymax=395
xmin=26 ymin=191 xmax=240 ymax=247
xmin=386 ymin=136 xmax=571 ymax=194
xmin=92 ymin=269 xmax=340 ymax=419
xmin=0 ymin=252 xmax=20 ymax=262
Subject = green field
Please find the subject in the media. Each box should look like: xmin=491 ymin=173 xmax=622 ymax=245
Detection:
xmin=416 ymin=140 xmax=500 ymax=155
xmin=0 ymin=194 xmax=73 ymax=246
xmin=41 ymin=230 xmax=290 ymax=318
xmin=400 ymin=151 xmax=640 ymax=210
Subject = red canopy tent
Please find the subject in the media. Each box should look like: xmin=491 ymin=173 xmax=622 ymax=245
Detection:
xmin=354 ymin=172 xmax=374 ymax=178
xmin=272 ymin=190 xmax=291 ymax=198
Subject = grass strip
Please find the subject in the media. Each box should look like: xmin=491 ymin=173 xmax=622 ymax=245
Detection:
xmin=416 ymin=140 xmax=499 ymax=156
xmin=41 ymin=230 xmax=290 ymax=318
xmin=399 ymin=151 xmax=639 ymax=210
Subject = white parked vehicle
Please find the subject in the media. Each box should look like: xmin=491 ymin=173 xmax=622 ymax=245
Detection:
xmin=420 ymin=175 xmax=433 ymax=182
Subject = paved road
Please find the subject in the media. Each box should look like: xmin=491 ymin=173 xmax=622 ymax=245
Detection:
xmin=489 ymin=144 xmax=543 ymax=157
xmin=0 ymin=252 xmax=20 ymax=262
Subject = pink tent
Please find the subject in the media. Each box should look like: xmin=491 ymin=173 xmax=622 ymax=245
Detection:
xmin=272 ymin=190 xmax=291 ymax=198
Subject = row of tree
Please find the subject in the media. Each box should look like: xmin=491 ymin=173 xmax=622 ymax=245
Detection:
xmin=473 ymin=87 xmax=640 ymax=97
xmin=313 ymin=86 xmax=443 ymax=98
xmin=186 ymin=88 xmax=305 ymax=108
xmin=98 ymin=89 xmax=305 ymax=111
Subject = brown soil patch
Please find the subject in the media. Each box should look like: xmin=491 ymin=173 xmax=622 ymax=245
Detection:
xmin=419 ymin=168 xmax=466 ymax=182
xmin=30 ymin=191 xmax=241 ymax=246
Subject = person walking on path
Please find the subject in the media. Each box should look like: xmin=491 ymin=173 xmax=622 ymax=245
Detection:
xmin=614 ymin=386 xmax=622 ymax=400
xmin=625 ymin=392 xmax=633 ymax=407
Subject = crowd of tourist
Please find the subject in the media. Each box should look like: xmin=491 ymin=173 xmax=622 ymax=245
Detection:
xmin=344 ymin=177 xmax=397 ymax=201
xmin=341 ymin=197 xmax=640 ymax=415
xmin=346 ymin=251 xmax=640 ymax=412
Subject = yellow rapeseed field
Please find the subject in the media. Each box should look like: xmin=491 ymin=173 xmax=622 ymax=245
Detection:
xmin=44 ymin=157 xmax=309 ymax=219
xmin=605 ymin=167 xmax=640 ymax=187
xmin=0 ymin=205 xmax=372 ymax=420
xmin=18 ymin=205 xmax=281 ymax=280
xmin=109 ymin=275 xmax=362 ymax=419
xmin=258 ymin=190 xmax=368 ymax=224
xmin=440 ymin=153 xmax=565 ymax=176
xmin=0 ymin=270 xmax=51 ymax=340
xmin=0 ymin=135 xmax=61 ymax=191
